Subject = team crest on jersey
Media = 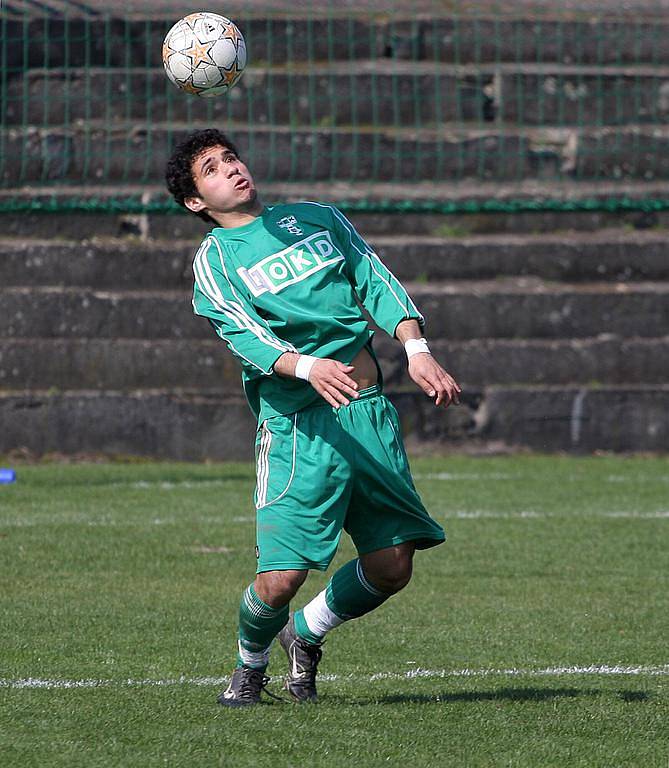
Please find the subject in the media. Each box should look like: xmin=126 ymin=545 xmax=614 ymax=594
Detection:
xmin=237 ymin=231 xmax=344 ymax=297
xmin=277 ymin=215 xmax=303 ymax=236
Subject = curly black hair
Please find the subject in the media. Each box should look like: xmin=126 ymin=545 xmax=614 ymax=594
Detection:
xmin=165 ymin=128 xmax=241 ymax=224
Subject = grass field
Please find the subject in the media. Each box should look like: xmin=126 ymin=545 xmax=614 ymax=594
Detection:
xmin=1 ymin=454 xmax=668 ymax=767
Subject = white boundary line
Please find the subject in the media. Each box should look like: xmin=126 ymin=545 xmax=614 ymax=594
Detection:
xmin=2 ymin=510 xmax=668 ymax=528
xmin=437 ymin=510 xmax=669 ymax=519
xmin=2 ymin=665 xmax=668 ymax=690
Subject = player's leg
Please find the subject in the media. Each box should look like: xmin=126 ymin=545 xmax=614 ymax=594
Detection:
xmin=287 ymin=387 xmax=444 ymax=667
xmin=358 ymin=540 xmax=416 ymax=593
xmin=289 ymin=540 xmax=414 ymax=645
xmin=220 ymin=408 xmax=352 ymax=707
xmin=343 ymin=387 xmax=446 ymax=560
xmin=218 ymin=569 xmax=307 ymax=708
xmin=279 ymin=541 xmax=416 ymax=703
xmin=278 ymin=552 xmax=393 ymax=702
xmin=236 ymin=569 xmax=307 ymax=670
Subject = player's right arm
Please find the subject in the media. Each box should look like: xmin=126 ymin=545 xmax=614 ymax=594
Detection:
xmin=192 ymin=236 xmax=296 ymax=376
xmin=274 ymin=353 xmax=360 ymax=408
xmin=194 ymin=236 xmax=359 ymax=406
xmin=194 ymin=237 xmax=358 ymax=404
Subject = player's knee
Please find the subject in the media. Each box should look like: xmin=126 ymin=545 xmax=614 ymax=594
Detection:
xmin=363 ymin=551 xmax=414 ymax=594
xmin=254 ymin=569 xmax=307 ymax=608
xmin=377 ymin=562 xmax=413 ymax=593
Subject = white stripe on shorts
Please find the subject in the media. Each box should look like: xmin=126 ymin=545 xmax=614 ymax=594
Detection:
xmin=256 ymin=424 xmax=272 ymax=509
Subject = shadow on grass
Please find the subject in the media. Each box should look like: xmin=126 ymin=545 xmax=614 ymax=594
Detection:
xmin=356 ymin=687 xmax=598 ymax=706
xmin=618 ymin=691 xmax=649 ymax=702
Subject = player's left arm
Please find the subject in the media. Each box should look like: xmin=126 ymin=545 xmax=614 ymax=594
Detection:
xmin=395 ymin=319 xmax=461 ymax=408
xmin=329 ymin=205 xmax=460 ymax=408
xmin=330 ymin=205 xmax=426 ymax=337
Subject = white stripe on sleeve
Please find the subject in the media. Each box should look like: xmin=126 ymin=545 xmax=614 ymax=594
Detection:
xmin=310 ymin=202 xmax=424 ymax=324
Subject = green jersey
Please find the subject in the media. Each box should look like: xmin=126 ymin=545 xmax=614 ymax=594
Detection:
xmin=191 ymin=201 xmax=424 ymax=421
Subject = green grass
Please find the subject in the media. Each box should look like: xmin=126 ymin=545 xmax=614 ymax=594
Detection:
xmin=1 ymin=455 xmax=668 ymax=767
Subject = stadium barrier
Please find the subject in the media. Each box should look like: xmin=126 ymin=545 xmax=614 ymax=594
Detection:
xmin=2 ymin=0 xmax=669 ymax=213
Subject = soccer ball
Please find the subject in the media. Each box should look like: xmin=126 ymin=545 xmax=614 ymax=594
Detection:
xmin=162 ymin=12 xmax=247 ymax=98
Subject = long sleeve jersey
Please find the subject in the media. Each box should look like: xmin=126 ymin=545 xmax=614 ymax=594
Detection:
xmin=191 ymin=201 xmax=424 ymax=422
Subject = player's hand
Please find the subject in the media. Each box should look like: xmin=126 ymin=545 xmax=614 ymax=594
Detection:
xmin=408 ymin=353 xmax=461 ymax=407
xmin=308 ymin=359 xmax=360 ymax=408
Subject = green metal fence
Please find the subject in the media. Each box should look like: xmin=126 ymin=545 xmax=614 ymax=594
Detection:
xmin=2 ymin=1 xmax=669 ymax=212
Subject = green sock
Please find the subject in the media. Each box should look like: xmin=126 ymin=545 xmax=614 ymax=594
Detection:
xmin=237 ymin=583 xmax=288 ymax=670
xmin=294 ymin=558 xmax=390 ymax=644
xmin=326 ymin=558 xmax=390 ymax=619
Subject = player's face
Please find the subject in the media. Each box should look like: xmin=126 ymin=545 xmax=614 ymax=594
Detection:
xmin=187 ymin=145 xmax=257 ymax=216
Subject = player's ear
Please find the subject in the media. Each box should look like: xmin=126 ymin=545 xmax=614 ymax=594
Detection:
xmin=184 ymin=196 xmax=206 ymax=213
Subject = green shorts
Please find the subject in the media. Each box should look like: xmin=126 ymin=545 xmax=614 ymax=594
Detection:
xmin=253 ymin=384 xmax=445 ymax=573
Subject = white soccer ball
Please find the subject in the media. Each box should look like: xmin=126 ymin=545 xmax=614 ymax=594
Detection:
xmin=162 ymin=12 xmax=247 ymax=98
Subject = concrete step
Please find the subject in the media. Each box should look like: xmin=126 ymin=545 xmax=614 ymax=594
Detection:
xmin=8 ymin=64 xmax=669 ymax=128
xmin=0 ymin=385 xmax=666 ymax=458
xmin=4 ymin=206 xmax=669 ymax=242
xmin=2 ymin=336 xmax=668 ymax=391
xmin=376 ymin=336 xmax=669 ymax=388
xmin=5 ymin=65 xmax=487 ymax=127
xmin=7 ymin=124 xmax=669 ymax=184
xmin=415 ymin=280 xmax=669 ymax=340
xmin=4 ymin=15 xmax=669 ymax=69
xmin=378 ymin=231 xmax=669 ymax=282
xmin=3 ymin=230 xmax=669 ymax=288
xmin=0 ymin=239 xmax=192 ymax=289
xmin=0 ymin=388 xmax=254 ymax=461
xmin=2 ymin=282 xmax=668 ymax=340
xmin=0 ymin=338 xmax=239 ymax=390
xmin=454 ymin=385 xmax=669 ymax=453
xmin=4 ymin=182 xmax=669 ymax=239
xmin=409 ymin=17 xmax=669 ymax=67
xmin=2 ymin=16 xmax=377 ymax=71
xmin=396 ymin=384 xmax=669 ymax=452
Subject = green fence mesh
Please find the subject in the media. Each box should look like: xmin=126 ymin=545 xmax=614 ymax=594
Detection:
xmin=2 ymin=1 xmax=669 ymax=212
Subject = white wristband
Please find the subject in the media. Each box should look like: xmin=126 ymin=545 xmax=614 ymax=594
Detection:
xmin=404 ymin=338 xmax=431 ymax=359
xmin=294 ymin=354 xmax=318 ymax=381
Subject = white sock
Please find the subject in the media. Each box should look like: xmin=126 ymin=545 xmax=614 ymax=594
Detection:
xmin=302 ymin=588 xmax=345 ymax=638
xmin=237 ymin=639 xmax=271 ymax=669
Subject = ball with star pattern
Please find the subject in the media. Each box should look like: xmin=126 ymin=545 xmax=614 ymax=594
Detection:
xmin=162 ymin=12 xmax=247 ymax=97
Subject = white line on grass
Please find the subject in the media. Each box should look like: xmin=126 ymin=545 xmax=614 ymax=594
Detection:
xmin=0 ymin=514 xmax=248 ymax=528
xmin=369 ymin=664 xmax=669 ymax=680
xmin=603 ymin=511 xmax=669 ymax=518
xmin=2 ymin=665 xmax=668 ymax=690
xmin=2 ymin=510 xmax=668 ymax=528
xmin=413 ymin=473 xmax=519 ymax=481
xmin=126 ymin=480 xmax=239 ymax=489
xmin=440 ymin=510 xmax=544 ymax=519
xmin=436 ymin=510 xmax=669 ymax=519
xmin=606 ymin=475 xmax=669 ymax=483
xmin=416 ymin=473 xmax=669 ymax=484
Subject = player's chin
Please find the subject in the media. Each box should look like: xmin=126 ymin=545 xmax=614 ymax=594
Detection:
xmin=240 ymin=186 xmax=258 ymax=204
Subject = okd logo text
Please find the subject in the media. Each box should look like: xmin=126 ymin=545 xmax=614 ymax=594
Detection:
xmin=237 ymin=231 xmax=344 ymax=297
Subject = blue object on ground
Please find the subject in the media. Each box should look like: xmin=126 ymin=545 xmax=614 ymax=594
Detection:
xmin=0 ymin=468 xmax=17 ymax=484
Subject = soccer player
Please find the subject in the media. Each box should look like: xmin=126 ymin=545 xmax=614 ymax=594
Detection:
xmin=165 ymin=128 xmax=461 ymax=707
